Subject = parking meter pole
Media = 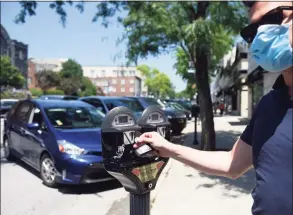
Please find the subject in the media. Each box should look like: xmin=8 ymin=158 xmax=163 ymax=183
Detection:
xmin=130 ymin=193 xmax=150 ymax=215
xmin=193 ymin=117 xmax=198 ymax=145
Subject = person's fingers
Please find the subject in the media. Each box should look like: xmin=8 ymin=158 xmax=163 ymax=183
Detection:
xmin=140 ymin=132 xmax=153 ymax=139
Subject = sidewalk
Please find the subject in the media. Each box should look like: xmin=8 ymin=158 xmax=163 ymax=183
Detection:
xmin=151 ymin=116 xmax=255 ymax=215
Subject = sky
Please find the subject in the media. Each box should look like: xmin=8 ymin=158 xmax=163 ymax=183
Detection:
xmin=1 ymin=2 xmax=187 ymax=92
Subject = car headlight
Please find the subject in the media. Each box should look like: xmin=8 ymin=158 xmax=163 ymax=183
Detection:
xmin=167 ymin=115 xmax=173 ymax=119
xmin=57 ymin=140 xmax=86 ymax=155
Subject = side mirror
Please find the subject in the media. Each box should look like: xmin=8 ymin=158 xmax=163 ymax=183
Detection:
xmin=27 ymin=123 xmax=40 ymax=130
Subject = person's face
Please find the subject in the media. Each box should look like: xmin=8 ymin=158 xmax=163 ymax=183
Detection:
xmin=249 ymin=2 xmax=293 ymax=87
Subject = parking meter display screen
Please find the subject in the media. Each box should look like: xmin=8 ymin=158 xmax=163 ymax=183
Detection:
xmin=151 ymin=114 xmax=159 ymax=121
xmin=118 ymin=115 xmax=128 ymax=124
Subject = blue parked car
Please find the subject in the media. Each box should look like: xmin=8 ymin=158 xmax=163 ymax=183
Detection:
xmin=3 ymin=99 xmax=114 ymax=187
xmin=79 ymin=96 xmax=144 ymax=119
xmin=39 ymin=95 xmax=79 ymax=100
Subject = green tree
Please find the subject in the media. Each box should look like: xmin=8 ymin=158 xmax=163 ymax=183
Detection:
xmin=58 ymin=77 xmax=80 ymax=96
xmin=0 ymin=56 xmax=25 ymax=88
xmin=60 ymin=58 xmax=83 ymax=78
xmin=15 ymin=1 xmax=248 ymax=150
xmin=36 ymin=70 xmax=60 ymax=94
xmin=137 ymin=65 xmax=174 ymax=99
xmin=79 ymin=77 xmax=97 ymax=96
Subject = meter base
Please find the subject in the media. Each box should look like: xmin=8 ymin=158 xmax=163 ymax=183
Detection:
xmin=130 ymin=192 xmax=150 ymax=215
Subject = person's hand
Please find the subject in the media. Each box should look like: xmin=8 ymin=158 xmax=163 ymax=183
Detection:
xmin=133 ymin=132 xmax=175 ymax=157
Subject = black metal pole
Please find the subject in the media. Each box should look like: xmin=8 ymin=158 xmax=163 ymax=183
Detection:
xmin=193 ymin=116 xmax=199 ymax=145
xmin=130 ymin=192 xmax=150 ymax=215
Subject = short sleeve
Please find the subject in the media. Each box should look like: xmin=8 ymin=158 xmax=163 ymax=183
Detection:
xmin=240 ymin=102 xmax=262 ymax=146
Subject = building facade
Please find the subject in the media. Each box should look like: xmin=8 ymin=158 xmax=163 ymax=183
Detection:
xmin=82 ymin=66 xmax=148 ymax=97
xmin=211 ymin=41 xmax=281 ymax=119
xmin=1 ymin=25 xmax=28 ymax=88
xmin=211 ymin=42 xmax=250 ymax=117
xmin=30 ymin=58 xmax=68 ymax=73
xmin=27 ymin=59 xmax=37 ymax=89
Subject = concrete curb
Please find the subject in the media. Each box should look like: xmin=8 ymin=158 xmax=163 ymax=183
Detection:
xmin=150 ymin=159 xmax=172 ymax=208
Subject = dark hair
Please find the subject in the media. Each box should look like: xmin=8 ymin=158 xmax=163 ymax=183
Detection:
xmin=242 ymin=1 xmax=256 ymax=9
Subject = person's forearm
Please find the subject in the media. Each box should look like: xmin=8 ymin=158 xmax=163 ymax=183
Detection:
xmin=169 ymin=144 xmax=233 ymax=178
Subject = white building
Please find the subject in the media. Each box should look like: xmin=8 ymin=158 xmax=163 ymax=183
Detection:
xmin=30 ymin=58 xmax=68 ymax=72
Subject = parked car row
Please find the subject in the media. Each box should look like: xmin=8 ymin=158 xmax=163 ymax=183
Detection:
xmin=2 ymin=95 xmax=193 ymax=188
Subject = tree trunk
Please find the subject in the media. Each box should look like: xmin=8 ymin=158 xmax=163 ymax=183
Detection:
xmin=193 ymin=50 xmax=216 ymax=151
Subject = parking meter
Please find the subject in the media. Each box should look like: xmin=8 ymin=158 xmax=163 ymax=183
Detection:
xmin=101 ymin=106 xmax=171 ymax=215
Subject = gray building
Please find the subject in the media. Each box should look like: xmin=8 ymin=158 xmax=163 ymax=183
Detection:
xmin=1 ymin=24 xmax=28 ymax=88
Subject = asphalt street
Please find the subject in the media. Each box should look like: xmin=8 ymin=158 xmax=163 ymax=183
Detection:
xmin=1 ymin=148 xmax=129 ymax=215
xmin=0 ymin=120 xmax=191 ymax=215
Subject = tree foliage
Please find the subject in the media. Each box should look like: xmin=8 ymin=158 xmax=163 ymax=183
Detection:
xmin=137 ymin=64 xmax=175 ymax=99
xmin=0 ymin=56 xmax=25 ymax=89
xmin=57 ymin=59 xmax=97 ymax=96
xmin=79 ymin=77 xmax=97 ymax=97
xmin=60 ymin=58 xmax=83 ymax=78
xmin=36 ymin=70 xmax=60 ymax=93
xmin=58 ymin=77 xmax=80 ymax=96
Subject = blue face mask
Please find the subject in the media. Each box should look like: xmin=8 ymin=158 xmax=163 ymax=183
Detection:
xmin=250 ymin=22 xmax=293 ymax=72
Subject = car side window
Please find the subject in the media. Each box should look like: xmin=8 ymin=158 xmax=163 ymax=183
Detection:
xmin=29 ymin=107 xmax=47 ymax=131
xmin=105 ymin=101 xmax=115 ymax=111
xmin=84 ymin=99 xmax=107 ymax=114
xmin=16 ymin=102 xmax=32 ymax=123
xmin=7 ymin=102 xmax=20 ymax=117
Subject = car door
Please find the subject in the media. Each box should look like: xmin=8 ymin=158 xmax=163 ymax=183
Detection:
xmin=13 ymin=101 xmax=33 ymax=159
xmin=25 ymin=105 xmax=49 ymax=167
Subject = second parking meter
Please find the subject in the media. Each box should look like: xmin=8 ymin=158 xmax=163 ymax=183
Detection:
xmin=101 ymin=105 xmax=171 ymax=215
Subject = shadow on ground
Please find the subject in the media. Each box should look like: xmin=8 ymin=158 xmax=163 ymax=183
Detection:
xmin=228 ymin=118 xmax=250 ymax=126
xmin=183 ymin=130 xmax=242 ymax=151
xmin=58 ymin=180 xmax=123 ymax=195
xmin=182 ymin=129 xmax=256 ymax=197
xmin=197 ymin=169 xmax=255 ymax=197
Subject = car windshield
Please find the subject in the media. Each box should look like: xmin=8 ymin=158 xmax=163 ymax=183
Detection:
xmin=45 ymin=106 xmax=104 ymax=129
xmin=118 ymin=99 xmax=144 ymax=112
xmin=170 ymin=102 xmax=185 ymax=111
xmin=178 ymin=101 xmax=192 ymax=109
xmin=1 ymin=101 xmax=17 ymax=107
xmin=142 ymin=98 xmax=163 ymax=107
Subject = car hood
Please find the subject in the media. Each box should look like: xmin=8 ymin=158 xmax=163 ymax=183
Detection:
xmin=55 ymin=128 xmax=102 ymax=152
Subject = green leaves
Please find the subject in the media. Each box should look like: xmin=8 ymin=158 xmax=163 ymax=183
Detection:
xmin=136 ymin=64 xmax=175 ymax=98
xmin=0 ymin=56 xmax=25 ymax=88
xmin=59 ymin=58 xmax=83 ymax=78
xmin=36 ymin=70 xmax=60 ymax=93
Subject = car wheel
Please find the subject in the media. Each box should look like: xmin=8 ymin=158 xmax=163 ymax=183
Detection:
xmin=3 ymin=137 xmax=15 ymax=161
xmin=40 ymin=154 xmax=58 ymax=188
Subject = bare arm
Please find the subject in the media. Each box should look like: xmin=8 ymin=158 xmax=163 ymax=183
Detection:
xmin=169 ymin=138 xmax=253 ymax=179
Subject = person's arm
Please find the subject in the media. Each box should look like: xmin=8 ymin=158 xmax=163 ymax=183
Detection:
xmin=135 ymin=100 xmax=259 ymax=180
xmin=169 ymin=138 xmax=253 ymax=179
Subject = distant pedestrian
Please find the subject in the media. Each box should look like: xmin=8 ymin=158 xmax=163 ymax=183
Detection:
xmin=134 ymin=2 xmax=293 ymax=215
xmin=219 ymin=102 xmax=224 ymax=116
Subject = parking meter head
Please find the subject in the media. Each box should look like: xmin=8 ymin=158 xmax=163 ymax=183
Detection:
xmin=101 ymin=106 xmax=140 ymax=163
xmin=138 ymin=105 xmax=171 ymax=141
xmin=101 ymin=106 xmax=171 ymax=195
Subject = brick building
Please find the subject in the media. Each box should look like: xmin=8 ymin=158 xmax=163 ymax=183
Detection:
xmin=27 ymin=59 xmax=38 ymax=89
xmin=82 ymin=66 xmax=148 ymax=97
